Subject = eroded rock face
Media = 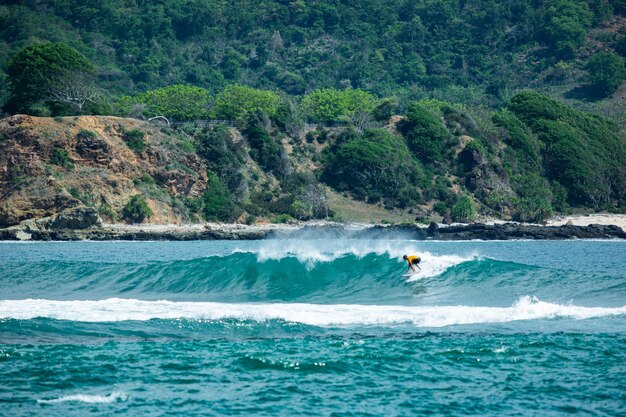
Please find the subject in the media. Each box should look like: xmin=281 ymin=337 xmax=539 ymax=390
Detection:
xmin=75 ymin=132 xmax=112 ymax=163
xmin=0 ymin=115 xmax=208 ymax=226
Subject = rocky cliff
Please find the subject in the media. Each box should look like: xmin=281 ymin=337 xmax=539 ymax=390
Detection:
xmin=0 ymin=115 xmax=208 ymax=227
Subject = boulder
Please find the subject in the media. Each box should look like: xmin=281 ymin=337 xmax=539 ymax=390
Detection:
xmin=50 ymin=207 xmax=102 ymax=230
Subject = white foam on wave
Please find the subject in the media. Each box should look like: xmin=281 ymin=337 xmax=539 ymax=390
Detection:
xmin=37 ymin=390 xmax=128 ymax=404
xmin=2 ymin=296 xmax=624 ymax=328
xmin=235 ymin=239 xmax=475 ymax=277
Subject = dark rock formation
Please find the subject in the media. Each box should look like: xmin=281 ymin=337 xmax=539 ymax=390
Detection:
xmin=1 ymin=221 xmax=625 ymax=241
xmin=50 ymin=207 xmax=102 ymax=229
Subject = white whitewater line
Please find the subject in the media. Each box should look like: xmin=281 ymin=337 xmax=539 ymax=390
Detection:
xmin=235 ymin=240 xmax=476 ymax=276
xmin=37 ymin=390 xmax=128 ymax=404
xmin=2 ymin=296 xmax=624 ymax=327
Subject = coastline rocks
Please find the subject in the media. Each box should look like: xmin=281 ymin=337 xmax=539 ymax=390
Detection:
xmin=0 ymin=220 xmax=625 ymax=241
xmin=374 ymin=222 xmax=626 ymax=240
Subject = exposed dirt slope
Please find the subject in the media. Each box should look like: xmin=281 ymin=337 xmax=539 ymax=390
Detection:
xmin=0 ymin=115 xmax=208 ymax=226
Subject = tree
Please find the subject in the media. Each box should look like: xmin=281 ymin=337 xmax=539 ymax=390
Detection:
xmin=116 ymin=85 xmax=213 ymax=120
xmin=543 ymin=1 xmax=593 ymax=58
xmin=322 ymin=129 xmax=423 ymax=208
xmin=214 ymin=85 xmax=280 ymax=121
xmin=401 ymin=103 xmax=450 ymax=165
xmin=512 ymin=174 xmax=554 ymax=222
xmin=586 ymin=52 xmax=626 ymax=97
xmin=202 ymin=172 xmax=238 ymax=221
xmin=195 ymin=125 xmax=246 ymax=195
xmin=301 ymin=88 xmax=376 ymax=123
xmin=243 ymin=117 xmax=291 ymax=178
xmin=47 ymin=71 xmax=100 ymax=114
xmin=507 ymin=91 xmax=626 ymax=208
xmin=4 ymin=43 xmax=95 ymax=115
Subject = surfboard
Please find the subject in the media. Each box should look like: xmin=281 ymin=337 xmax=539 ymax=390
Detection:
xmin=402 ymin=272 xmax=417 ymax=277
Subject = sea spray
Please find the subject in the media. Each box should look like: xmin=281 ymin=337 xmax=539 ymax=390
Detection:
xmin=37 ymin=390 xmax=128 ymax=404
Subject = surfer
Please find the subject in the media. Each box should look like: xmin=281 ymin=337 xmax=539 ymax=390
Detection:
xmin=403 ymin=255 xmax=421 ymax=273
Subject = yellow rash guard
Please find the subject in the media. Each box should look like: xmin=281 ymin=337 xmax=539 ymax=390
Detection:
xmin=406 ymin=256 xmax=421 ymax=265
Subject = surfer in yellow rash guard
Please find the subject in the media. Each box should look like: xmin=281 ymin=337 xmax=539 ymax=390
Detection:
xmin=403 ymin=255 xmax=421 ymax=273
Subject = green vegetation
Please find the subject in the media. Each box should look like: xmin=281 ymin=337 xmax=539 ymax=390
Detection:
xmin=301 ymin=88 xmax=377 ymax=123
xmin=451 ymin=196 xmax=476 ymax=223
xmin=77 ymin=129 xmax=97 ymax=141
xmin=215 ymin=85 xmax=280 ymax=121
xmin=123 ymin=195 xmax=152 ymax=223
xmin=117 ymin=85 xmax=212 ymax=120
xmin=5 ymin=43 xmax=95 ymax=115
xmin=401 ymin=103 xmax=451 ymax=166
xmin=322 ymin=129 xmax=423 ymax=208
xmin=195 ymin=125 xmax=245 ymax=194
xmin=2 ymin=1 xmax=624 ymax=113
xmin=507 ymin=91 xmax=625 ymax=209
xmin=511 ymin=174 xmax=554 ymax=223
xmin=202 ymin=172 xmax=239 ymax=222
xmin=542 ymin=0 xmax=593 ymax=58
xmin=585 ymin=52 xmax=626 ymax=97
xmin=243 ymin=116 xmax=290 ymax=178
xmin=122 ymin=128 xmax=147 ymax=152
xmin=50 ymin=148 xmax=74 ymax=171
xmin=98 ymin=203 xmax=117 ymax=221
xmin=1 ymin=1 xmax=625 ymax=223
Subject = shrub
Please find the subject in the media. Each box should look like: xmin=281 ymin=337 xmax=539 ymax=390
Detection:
xmin=50 ymin=148 xmax=74 ymax=171
xmin=122 ymin=128 xmax=147 ymax=152
xmin=133 ymin=174 xmax=155 ymax=186
xmin=98 ymin=203 xmax=117 ymax=221
xmin=451 ymin=195 xmax=476 ymax=222
xmin=123 ymin=195 xmax=152 ymax=223
xmin=202 ymin=172 xmax=238 ymax=221
xmin=585 ymin=52 xmax=626 ymax=97
xmin=77 ymin=129 xmax=97 ymax=140
xmin=271 ymin=214 xmax=292 ymax=224
xmin=433 ymin=201 xmax=447 ymax=216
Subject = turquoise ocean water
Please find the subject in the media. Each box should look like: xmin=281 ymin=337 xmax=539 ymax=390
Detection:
xmin=1 ymin=239 xmax=625 ymax=416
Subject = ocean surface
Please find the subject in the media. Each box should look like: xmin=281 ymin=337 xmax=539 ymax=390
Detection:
xmin=1 ymin=238 xmax=625 ymax=416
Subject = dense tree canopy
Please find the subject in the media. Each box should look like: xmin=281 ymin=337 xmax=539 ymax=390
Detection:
xmin=1 ymin=0 xmax=624 ymax=112
xmin=5 ymin=43 xmax=95 ymax=114
xmin=507 ymin=91 xmax=626 ymax=208
xmin=1 ymin=1 xmax=625 ymax=222
xmin=117 ymin=85 xmax=213 ymax=120
xmin=322 ymin=129 xmax=424 ymax=208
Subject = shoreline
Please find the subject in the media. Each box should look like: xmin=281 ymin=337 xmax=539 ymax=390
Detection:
xmin=1 ymin=214 xmax=625 ymax=241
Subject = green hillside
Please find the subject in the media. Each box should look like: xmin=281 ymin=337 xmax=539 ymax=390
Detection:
xmin=1 ymin=0 xmax=625 ymax=107
xmin=0 ymin=0 xmax=625 ymax=224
